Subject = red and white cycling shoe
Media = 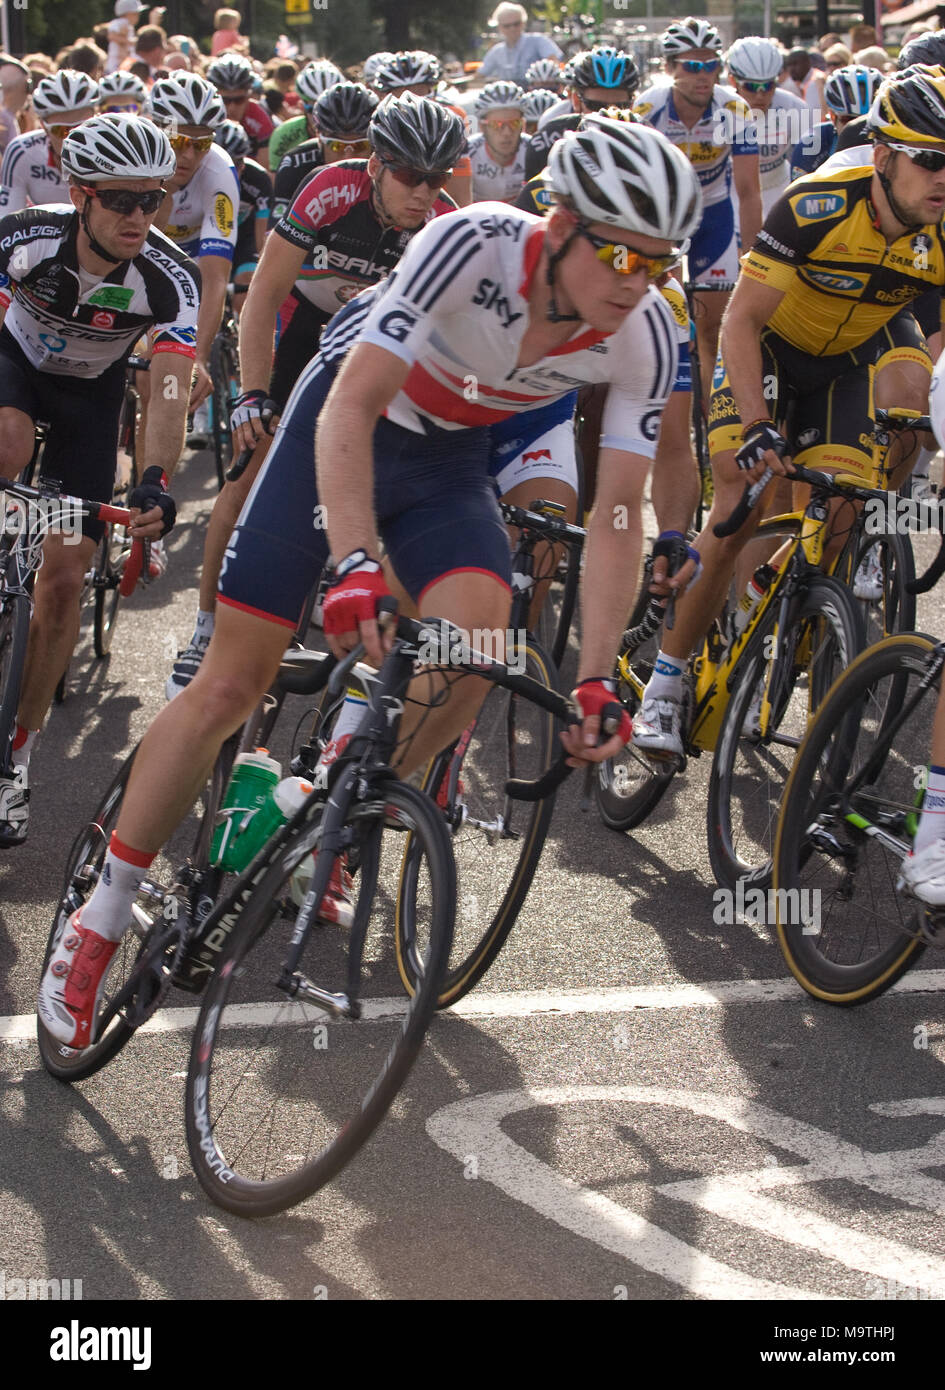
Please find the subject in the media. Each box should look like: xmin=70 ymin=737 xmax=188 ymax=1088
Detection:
xmin=37 ymin=911 xmax=119 ymax=1048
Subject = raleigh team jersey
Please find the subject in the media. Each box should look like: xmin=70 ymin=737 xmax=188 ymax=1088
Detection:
xmin=0 ymin=130 xmax=67 ymax=213
xmin=164 ymin=143 xmax=240 ymax=261
xmin=633 ymin=83 xmax=756 ymax=207
xmin=316 ymin=201 xmax=679 ymax=453
xmin=0 ymin=205 xmax=200 ymax=377
xmin=273 ymin=160 xmax=455 ymax=314
xmin=742 ymin=165 xmax=945 ymax=356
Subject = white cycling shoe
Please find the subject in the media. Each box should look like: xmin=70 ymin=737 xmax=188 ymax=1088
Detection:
xmin=897 ymin=841 xmax=945 ymax=907
xmin=631 ymin=695 xmax=684 ymax=758
xmin=853 ymin=545 xmax=883 ymax=602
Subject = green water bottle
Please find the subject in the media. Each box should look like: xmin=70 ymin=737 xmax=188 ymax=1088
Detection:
xmin=210 ymin=749 xmax=282 ymax=872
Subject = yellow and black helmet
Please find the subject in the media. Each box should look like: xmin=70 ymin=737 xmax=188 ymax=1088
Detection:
xmin=867 ymin=69 xmax=945 ymax=145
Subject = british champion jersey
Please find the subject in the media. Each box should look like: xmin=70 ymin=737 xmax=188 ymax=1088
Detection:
xmin=164 ymin=143 xmax=240 ymax=261
xmin=0 ymin=130 xmax=67 ymax=214
xmin=273 ymin=161 xmax=455 ymax=314
xmin=0 ymin=205 xmax=200 ymax=377
xmin=468 ymin=133 xmax=528 ymax=204
xmin=317 ymin=202 xmax=679 ymax=453
xmin=633 ymin=84 xmax=756 ymax=207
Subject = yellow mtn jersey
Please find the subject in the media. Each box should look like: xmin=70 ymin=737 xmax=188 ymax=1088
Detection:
xmin=742 ymin=165 xmax=945 ymax=355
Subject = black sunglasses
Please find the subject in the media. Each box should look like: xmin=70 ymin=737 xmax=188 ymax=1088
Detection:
xmin=82 ymin=186 xmax=166 ymax=215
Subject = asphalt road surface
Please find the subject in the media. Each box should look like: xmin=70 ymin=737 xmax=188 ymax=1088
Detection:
xmin=1 ymin=448 xmax=944 ymax=1311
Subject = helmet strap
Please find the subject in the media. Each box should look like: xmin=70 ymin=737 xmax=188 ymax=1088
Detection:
xmin=545 ymin=226 xmax=581 ymax=323
xmin=875 ymin=151 xmax=924 ymax=233
xmin=79 ymin=195 xmax=123 ymax=265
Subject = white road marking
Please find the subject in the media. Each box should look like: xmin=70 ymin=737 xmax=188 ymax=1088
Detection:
xmin=4 ymin=969 xmax=945 ymax=1042
xmin=426 ymin=1086 xmax=945 ymax=1299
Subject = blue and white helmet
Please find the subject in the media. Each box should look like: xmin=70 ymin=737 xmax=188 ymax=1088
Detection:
xmin=568 ymin=47 xmax=639 ymax=94
xmin=824 ymin=64 xmax=884 ymax=116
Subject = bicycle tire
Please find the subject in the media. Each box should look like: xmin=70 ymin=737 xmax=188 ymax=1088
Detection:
xmin=185 ymin=776 xmax=455 ymax=1216
xmin=834 ymin=523 xmax=916 ymax=724
xmin=211 ymin=334 xmax=237 ymax=491
xmin=93 ymin=443 xmax=137 ymax=659
xmin=37 ymin=750 xmax=140 ymax=1080
xmin=534 ymin=454 xmax=585 ymax=670
xmin=707 ymin=573 xmax=863 ymax=893
xmin=396 ymin=636 xmax=559 ymax=1009
xmin=773 ymin=633 xmax=937 ymax=1004
xmin=0 ymin=594 xmax=31 ymax=777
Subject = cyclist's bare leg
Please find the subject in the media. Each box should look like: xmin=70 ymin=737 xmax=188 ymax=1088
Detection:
xmin=197 ymin=432 xmax=275 ymax=612
xmin=500 ymin=475 xmax=577 ymax=630
xmin=656 ymin=445 xmax=768 ymax=664
xmin=19 ymin=534 xmax=96 ymax=728
xmin=693 ymin=289 xmax=728 ymax=406
xmin=114 ymin=603 xmax=292 ymax=852
xmin=875 ymin=356 xmax=933 ymax=490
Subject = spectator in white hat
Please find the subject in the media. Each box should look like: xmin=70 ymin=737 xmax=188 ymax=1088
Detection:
xmin=107 ymin=1 xmax=147 ymax=75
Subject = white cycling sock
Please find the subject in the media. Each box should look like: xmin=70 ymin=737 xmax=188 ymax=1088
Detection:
xmin=644 ymin=651 xmax=685 ymax=703
xmin=912 ymin=766 xmax=945 ymax=856
xmin=11 ymin=726 xmax=37 ymax=771
xmin=77 ymin=833 xmax=156 ymax=943
xmin=191 ymin=609 xmax=215 ymax=649
xmin=912 ymin=446 xmax=935 ymax=481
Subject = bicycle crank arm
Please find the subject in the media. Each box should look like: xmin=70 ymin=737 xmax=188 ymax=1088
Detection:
xmin=463 ymin=813 xmax=512 ymax=842
xmin=279 ymin=971 xmax=357 ymax=1019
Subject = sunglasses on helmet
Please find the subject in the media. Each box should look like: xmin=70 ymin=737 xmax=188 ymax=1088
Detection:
xmin=81 ymin=186 xmax=166 ymax=214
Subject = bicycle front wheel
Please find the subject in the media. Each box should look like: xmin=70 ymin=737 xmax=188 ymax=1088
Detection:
xmin=707 ymin=574 xmax=863 ymax=893
xmin=396 ymin=637 xmax=559 ymax=1009
xmin=185 ymin=777 xmax=454 ymax=1217
xmin=773 ymin=633 xmax=937 ymax=1005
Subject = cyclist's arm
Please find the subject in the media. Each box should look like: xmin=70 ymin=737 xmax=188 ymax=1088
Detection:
xmin=652 ymin=390 xmax=698 ymax=535
xmin=733 ymin=152 xmax=763 ymax=257
xmin=238 ymin=230 xmax=306 ymax=395
xmin=719 ymin=273 xmax=788 ymax=470
xmin=191 ymin=252 xmax=230 ymax=407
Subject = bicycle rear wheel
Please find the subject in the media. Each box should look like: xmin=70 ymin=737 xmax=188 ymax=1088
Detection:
xmin=707 ymin=574 xmax=863 ymax=893
xmin=93 ymin=444 xmax=138 ymax=659
xmin=773 ymin=633 xmax=936 ymax=1004
xmin=185 ymin=777 xmax=454 ymax=1217
xmin=211 ymin=335 xmax=238 ymax=490
xmin=396 ymin=637 xmax=559 ymax=1008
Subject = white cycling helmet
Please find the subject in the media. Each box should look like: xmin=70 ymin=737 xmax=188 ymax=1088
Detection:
xmin=546 ymin=117 xmax=702 ymax=241
xmin=33 ymin=70 xmax=101 ymax=119
xmin=524 ymin=57 xmax=562 ymax=89
xmin=149 ymin=73 xmax=226 ymax=130
xmin=60 ymin=113 xmax=176 ymax=183
xmin=661 ymin=18 xmax=723 ymax=57
xmin=362 ymin=51 xmax=396 ymax=86
xmin=296 ymin=59 xmax=345 ymax=105
xmin=98 ymin=70 xmax=149 ymax=106
xmin=522 ymin=89 xmax=559 ymax=123
xmin=372 ymin=50 xmax=442 ymax=93
xmin=214 ymin=118 xmax=252 ymax=161
xmin=725 ymin=37 xmax=784 ymax=83
xmin=206 ymin=54 xmax=255 ymax=92
xmin=474 ymin=80 xmax=526 ymax=118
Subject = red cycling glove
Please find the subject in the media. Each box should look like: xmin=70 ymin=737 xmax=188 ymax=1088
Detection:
xmin=573 ymin=678 xmax=632 ymax=745
xmin=322 ymin=560 xmax=390 ymax=637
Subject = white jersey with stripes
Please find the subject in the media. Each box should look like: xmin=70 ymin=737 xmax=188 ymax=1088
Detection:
xmin=317 ymin=202 xmax=679 ymax=458
xmin=0 ymin=130 xmax=67 ymax=214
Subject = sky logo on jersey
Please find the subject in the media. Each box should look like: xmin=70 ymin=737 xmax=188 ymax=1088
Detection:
xmin=88 ymin=285 xmax=134 ymax=312
xmin=38 ymin=333 xmax=66 ymax=353
xmin=804 ymin=268 xmax=866 ymax=294
xmin=792 ymin=191 xmax=846 ymax=224
xmin=214 ymin=193 xmax=235 ymax=238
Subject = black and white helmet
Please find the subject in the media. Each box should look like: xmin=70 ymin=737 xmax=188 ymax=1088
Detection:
xmin=372 ymin=50 xmax=442 ymax=93
xmin=98 ymin=70 xmax=149 ymax=106
xmin=206 ymin=54 xmax=255 ymax=92
xmin=362 ymin=52 xmax=396 ymax=86
xmin=214 ymin=118 xmax=252 ymax=160
xmin=313 ymin=81 xmax=379 ymax=139
xmin=725 ymin=37 xmax=784 ymax=83
xmin=60 ymin=113 xmax=176 ymax=183
xmin=522 ymin=89 xmax=559 ymax=123
xmin=295 ymin=59 xmax=345 ymax=105
xmin=474 ymin=80 xmax=526 ymax=118
xmin=524 ymin=58 xmax=562 ymax=89
xmin=546 ymin=117 xmax=702 ymax=241
xmin=149 ymin=73 xmax=226 ymax=130
xmin=33 ymin=70 xmax=100 ymax=119
xmin=370 ymin=91 xmax=466 ymax=170
xmin=661 ymin=17 xmax=723 ymax=57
